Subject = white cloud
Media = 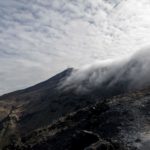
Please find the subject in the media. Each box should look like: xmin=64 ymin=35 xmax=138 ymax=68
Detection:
xmin=61 ymin=48 xmax=150 ymax=93
xmin=1 ymin=0 xmax=150 ymax=95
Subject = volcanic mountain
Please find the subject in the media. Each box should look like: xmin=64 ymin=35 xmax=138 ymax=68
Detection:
xmin=0 ymin=67 xmax=150 ymax=150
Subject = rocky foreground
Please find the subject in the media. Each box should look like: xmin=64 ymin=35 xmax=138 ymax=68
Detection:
xmin=0 ymin=68 xmax=150 ymax=150
xmin=3 ymin=88 xmax=150 ymax=150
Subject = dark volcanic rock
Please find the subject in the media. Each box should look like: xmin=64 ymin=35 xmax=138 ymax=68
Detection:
xmin=1 ymin=68 xmax=150 ymax=150
xmin=0 ymin=67 xmax=130 ymax=140
xmin=3 ymin=88 xmax=150 ymax=150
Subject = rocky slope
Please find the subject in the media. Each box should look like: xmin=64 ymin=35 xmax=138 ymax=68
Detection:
xmin=0 ymin=68 xmax=150 ymax=150
xmin=4 ymin=88 xmax=150 ymax=150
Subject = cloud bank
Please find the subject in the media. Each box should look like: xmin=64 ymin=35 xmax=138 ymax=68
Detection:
xmin=61 ymin=48 xmax=150 ymax=94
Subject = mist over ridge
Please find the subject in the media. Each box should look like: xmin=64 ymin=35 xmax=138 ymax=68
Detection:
xmin=61 ymin=48 xmax=150 ymax=93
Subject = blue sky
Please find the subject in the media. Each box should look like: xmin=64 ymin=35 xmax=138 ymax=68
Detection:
xmin=1 ymin=0 xmax=150 ymax=95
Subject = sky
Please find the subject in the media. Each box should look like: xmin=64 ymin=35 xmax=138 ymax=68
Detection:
xmin=1 ymin=0 xmax=150 ymax=95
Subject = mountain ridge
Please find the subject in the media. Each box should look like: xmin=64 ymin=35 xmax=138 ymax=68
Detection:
xmin=0 ymin=68 xmax=73 ymax=100
xmin=0 ymin=68 xmax=150 ymax=150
